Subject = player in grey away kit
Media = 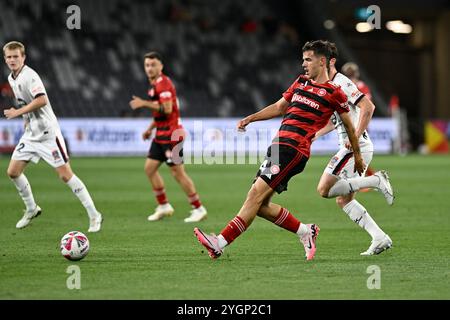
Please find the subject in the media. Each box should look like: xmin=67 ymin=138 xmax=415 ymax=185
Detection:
xmin=3 ymin=41 xmax=103 ymax=232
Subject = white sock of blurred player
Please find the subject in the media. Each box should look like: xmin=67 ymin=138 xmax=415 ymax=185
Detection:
xmin=343 ymin=200 xmax=385 ymax=239
xmin=11 ymin=174 xmax=37 ymax=212
xmin=328 ymin=175 xmax=379 ymax=197
xmin=66 ymin=175 xmax=100 ymax=219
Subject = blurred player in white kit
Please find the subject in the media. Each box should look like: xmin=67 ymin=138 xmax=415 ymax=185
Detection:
xmin=2 ymin=41 xmax=103 ymax=232
xmin=313 ymin=41 xmax=394 ymax=255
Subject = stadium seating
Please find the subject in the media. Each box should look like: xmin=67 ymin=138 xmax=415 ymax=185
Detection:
xmin=0 ymin=0 xmax=305 ymax=118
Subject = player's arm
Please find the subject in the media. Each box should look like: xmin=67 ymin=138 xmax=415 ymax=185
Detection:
xmin=143 ymin=121 xmax=156 ymax=140
xmin=340 ymin=112 xmax=365 ymax=175
xmin=237 ymin=97 xmax=289 ymax=131
xmin=129 ymin=95 xmax=158 ymax=111
xmin=312 ymin=119 xmax=334 ymax=142
xmin=3 ymin=95 xmax=47 ymax=119
xmin=354 ymin=96 xmax=375 ymax=138
xmin=130 ymin=96 xmax=173 ymax=114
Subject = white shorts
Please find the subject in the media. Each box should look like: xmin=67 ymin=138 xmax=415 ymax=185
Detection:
xmin=324 ymin=147 xmax=373 ymax=179
xmin=11 ymin=134 xmax=69 ymax=168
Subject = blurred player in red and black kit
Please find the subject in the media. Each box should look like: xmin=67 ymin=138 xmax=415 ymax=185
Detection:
xmin=194 ymin=40 xmax=365 ymax=261
xmin=130 ymin=51 xmax=207 ymax=223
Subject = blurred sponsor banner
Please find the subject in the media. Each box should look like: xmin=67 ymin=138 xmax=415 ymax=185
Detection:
xmin=425 ymin=120 xmax=449 ymax=153
xmin=0 ymin=118 xmax=397 ymax=157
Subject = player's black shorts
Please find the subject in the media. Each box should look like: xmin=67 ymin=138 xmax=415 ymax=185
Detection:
xmin=254 ymin=144 xmax=309 ymax=194
xmin=147 ymin=141 xmax=184 ymax=166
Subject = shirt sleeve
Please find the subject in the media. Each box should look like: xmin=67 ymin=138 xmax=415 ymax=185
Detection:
xmin=331 ymin=87 xmax=350 ymax=114
xmin=335 ymin=74 xmax=364 ymax=105
xmin=28 ymin=72 xmax=46 ymax=98
xmin=282 ymin=76 xmax=301 ymax=102
xmin=357 ymin=81 xmax=372 ymax=101
xmin=157 ymin=78 xmax=174 ymax=103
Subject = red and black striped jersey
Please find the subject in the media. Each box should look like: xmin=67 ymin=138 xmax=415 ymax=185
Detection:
xmin=275 ymin=75 xmax=349 ymax=157
xmin=147 ymin=73 xmax=183 ymax=144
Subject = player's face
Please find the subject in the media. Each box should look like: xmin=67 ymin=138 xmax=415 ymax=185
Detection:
xmin=4 ymin=48 xmax=25 ymax=72
xmin=302 ymin=50 xmax=326 ymax=80
xmin=144 ymin=58 xmax=163 ymax=80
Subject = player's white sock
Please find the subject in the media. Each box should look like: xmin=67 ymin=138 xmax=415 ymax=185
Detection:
xmin=11 ymin=174 xmax=36 ymax=212
xmin=328 ymin=176 xmax=380 ymax=197
xmin=66 ymin=175 xmax=99 ymax=219
xmin=342 ymin=200 xmax=384 ymax=240
xmin=217 ymin=234 xmax=228 ymax=250
xmin=296 ymin=223 xmax=308 ymax=236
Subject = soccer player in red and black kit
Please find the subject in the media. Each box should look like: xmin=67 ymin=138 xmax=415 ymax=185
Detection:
xmin=194 ymin=40 xmax=365 ymax=260
xmin=129 ymin=51 xmax=207 ymax=223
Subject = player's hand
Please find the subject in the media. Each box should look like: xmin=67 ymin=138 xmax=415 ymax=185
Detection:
xmin=142 ymin=129 xmax=152 ymax=140
xmin=129 ymin=96 xmax=145 ymax=110
xmin=353 ymin=154 xmax=366 ymax=176
xmin=344 ymin=141 xmax=352 ymax=150
xmin=3 ymin=107 xmax=20 ymax=119
xmin=237 ymin=117 xmax=251 ymax=132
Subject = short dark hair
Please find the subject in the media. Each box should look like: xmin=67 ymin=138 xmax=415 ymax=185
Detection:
xmin=144 ymin=51 xmax=163 ymax=63
xmin=326 ymin=41 xmax=338 ymax=60
xmin=302 ymin=40 xmax=332 ymax=68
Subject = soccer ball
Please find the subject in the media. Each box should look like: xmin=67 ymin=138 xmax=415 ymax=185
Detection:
xmin=60 ymin=231 xmax=90 ymax=261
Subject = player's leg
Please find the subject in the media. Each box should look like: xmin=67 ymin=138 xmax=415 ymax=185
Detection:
xmin=242 ymin=144 xmax=318 ymax=260
xmin=144 ymin=158 xmax=174 ymax=221
xmin=8 ymin=139 xmax=43 ymax=229
xmin=337 ymin=193 xmax=392 ymax=255
xmin=336 ymin=193 xmax=384 ymax=239
xmin=7 ymin=158 xmax=41 ymax=229
xmin=145 ymin=141 xmax=174 ymax=221
xmin=36 ymin=133 xmax=103 ymax=232
xmin=317 ymin=170 xmax=339 ymax=198
xmin=145 ymin=158 xmax=167 ymax=202
xmin=55 ymin=162 xmax=103 ymax=232
xmin=194 ymin=177 xmax=273 ymax=259
xmin=169 ymin=164 xmax=207 ymax=223
xmin=194 ymin=144 xmax=318 ymax=260
xmin=257 ymin=194 xmax=319 ymax=260
xmin=7 ymin=159 xmax=35 ymax=211
xmin=321 ymin=150 xmax=392 ymax=254
xmin=322 ymin=150 xmax=394 ymax=205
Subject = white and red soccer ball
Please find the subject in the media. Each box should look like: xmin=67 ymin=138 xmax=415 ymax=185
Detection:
xmin=60 ymin=231 xmax=90 ymax=261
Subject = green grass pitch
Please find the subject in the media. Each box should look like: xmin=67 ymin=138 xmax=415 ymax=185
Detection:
xmin=0 ymin=154 xmax=449 ymax=299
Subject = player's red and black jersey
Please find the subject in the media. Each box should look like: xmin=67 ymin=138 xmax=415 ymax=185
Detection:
xmin=147 ymin=73 xmax=184 ymax=144
xmin=275 ymin=75 xmax=349 ymax=157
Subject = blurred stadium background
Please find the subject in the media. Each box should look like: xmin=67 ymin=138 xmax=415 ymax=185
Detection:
xmin=0 ymin=0 xmax=449 ymax=156
xmin=0 ymin=0 xmax=449 ymax=301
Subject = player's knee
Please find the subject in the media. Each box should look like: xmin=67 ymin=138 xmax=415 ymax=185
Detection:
xmin=246 ymin=187 xmax=264 ymax=206
xmin=317 ymin=185 xmax=330 ymax=198
xmin=58 ymin=173 xmax=71 ymax=183
xmin=336 ymin=195 xmax=351 ymax=208
xmin=7 ymin=168 xmax=20 ymax=179
xmin=144 ymin=165 xmax=157 ymax=177
xmin=170 ymin=166 xmax=185 ymax=180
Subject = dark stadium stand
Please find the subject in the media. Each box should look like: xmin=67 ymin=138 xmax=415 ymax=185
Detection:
xmin=0 ymin=0 xmax=305 ymax=118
